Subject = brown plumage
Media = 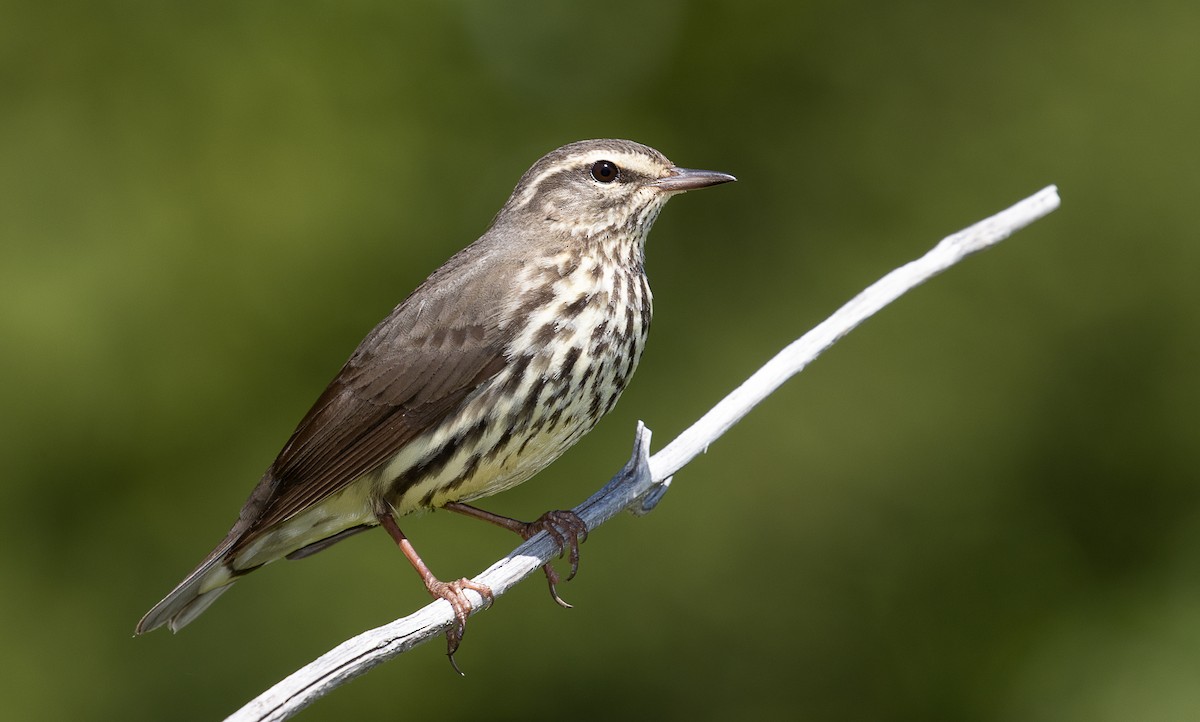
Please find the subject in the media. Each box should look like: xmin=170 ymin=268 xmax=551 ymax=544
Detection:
xmin=136 ymin=139 xmax=734 ymax=660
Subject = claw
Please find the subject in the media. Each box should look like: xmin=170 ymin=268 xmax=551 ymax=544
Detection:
xmin=426 ymin=576 xmax=493 ymax=671
xmin=533 ymin=510 xmax=587 ymax=581
xmin=540 ymin=562 xmax=570 ymax=608
xmin=523 ymin=510 xmax=587 ymax=592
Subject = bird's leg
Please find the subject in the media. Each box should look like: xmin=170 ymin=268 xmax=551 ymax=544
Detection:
xmin=376 ymin=510 xmax=492 ymax=673
xmin=443 ymin=502 xmax=588 ymax=608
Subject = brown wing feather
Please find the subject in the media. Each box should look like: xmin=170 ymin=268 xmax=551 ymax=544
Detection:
xmin=229 ymin=243 xmax=520 ymax=550
xmin=254 ymin=343 xmax=506 ymax=532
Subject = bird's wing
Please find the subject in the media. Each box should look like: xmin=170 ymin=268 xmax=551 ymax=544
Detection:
xmin=232 ymin=248 xmax=518 ymax=548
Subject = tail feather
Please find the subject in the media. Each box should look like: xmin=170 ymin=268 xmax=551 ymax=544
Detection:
xmin=137 ymin=491 xmax=378 ymax=634
xmin=163 ymin=584 xmax=234 ymax=632
xmin=135 ymin=541 xmax=238 ymax=635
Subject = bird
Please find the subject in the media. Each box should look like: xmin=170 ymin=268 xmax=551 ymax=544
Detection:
xmin=135 ymin=138 xmax=735 ymax=664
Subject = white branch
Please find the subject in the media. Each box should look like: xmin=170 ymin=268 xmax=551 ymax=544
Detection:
xmin=227 ymin=185 xmax=1061 ymax=722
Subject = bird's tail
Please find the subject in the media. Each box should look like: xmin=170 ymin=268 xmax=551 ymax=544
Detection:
xmin=135 ymin=539 xmax=240 ymax=634
xmin=136 ymin=489 xmax=378 ymax=634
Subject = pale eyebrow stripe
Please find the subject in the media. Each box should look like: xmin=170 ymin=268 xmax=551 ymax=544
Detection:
xmin=514 ymin=150 xmax=664 ymax=209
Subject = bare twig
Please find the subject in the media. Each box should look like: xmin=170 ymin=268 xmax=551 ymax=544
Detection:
xmin=227 ymin=185 xmax=1061 ymax=722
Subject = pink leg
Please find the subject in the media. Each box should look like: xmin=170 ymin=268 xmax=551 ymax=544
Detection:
xmin=377 ymin=511 xmax=493 ymax=673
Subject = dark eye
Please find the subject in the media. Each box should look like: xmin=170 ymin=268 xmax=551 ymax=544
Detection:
xmin=591 ymin=160 xmax=619 ymax=183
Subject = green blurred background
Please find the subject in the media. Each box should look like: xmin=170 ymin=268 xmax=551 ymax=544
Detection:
xmin=3 ymin=1 xmax=1198 ymax=720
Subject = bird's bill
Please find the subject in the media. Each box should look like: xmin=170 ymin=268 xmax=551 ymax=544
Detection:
xmin=653 ymin=167 xmax=737 ymax=192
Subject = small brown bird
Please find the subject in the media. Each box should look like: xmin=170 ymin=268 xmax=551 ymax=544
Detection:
xmin=136 ymin=139 xmax=734 ymax=661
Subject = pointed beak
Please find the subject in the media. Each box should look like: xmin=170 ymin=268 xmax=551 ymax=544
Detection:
xmin=653 ymin=167 xmax=737 ymax=193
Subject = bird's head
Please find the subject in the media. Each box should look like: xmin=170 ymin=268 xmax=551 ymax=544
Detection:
xmin=497 ymin=139 xmax=735 ymax=240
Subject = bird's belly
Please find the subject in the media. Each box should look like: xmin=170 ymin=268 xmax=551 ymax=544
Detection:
xmin=382 ymin=266 xmax=651 ymax=513
xmin=381 ymin=348 xmax=625 ymax=514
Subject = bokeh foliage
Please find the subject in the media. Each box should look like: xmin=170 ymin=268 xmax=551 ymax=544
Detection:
xmin=2 ymin=1 xmax=1199 ymax=720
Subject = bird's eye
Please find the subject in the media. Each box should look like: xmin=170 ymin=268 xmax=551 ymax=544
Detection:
xmin=591 ymin=160 xmax=619 ymax=183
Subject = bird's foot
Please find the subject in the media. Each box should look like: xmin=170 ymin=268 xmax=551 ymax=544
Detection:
xmin=518 ymin=510 xmax=589 ymax=607
xmin=424 ymin=576 xmax=493 ymax=674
